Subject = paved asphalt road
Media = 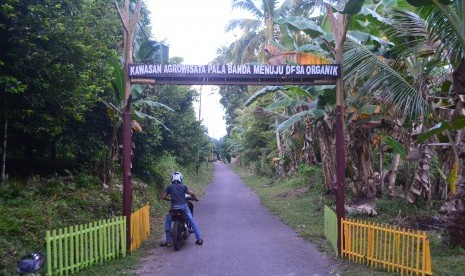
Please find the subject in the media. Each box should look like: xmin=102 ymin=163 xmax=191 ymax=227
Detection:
xmin=137 ymin=163 xmax=338 ymax=276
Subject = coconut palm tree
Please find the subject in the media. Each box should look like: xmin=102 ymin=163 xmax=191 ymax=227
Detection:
xmin=226 ymin=0 xmax=320 ymax=63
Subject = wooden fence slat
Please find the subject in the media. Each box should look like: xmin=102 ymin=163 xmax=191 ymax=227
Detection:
xmin=46 ymin=231 xmax=52 ymax=276
xmin=339 ymin=218 xmax=433 ymax=276
xmin=422 ymin=232 xmax=426 ymax=276
xmin=122 ymin=216 xmax=126 ymax=258
xmin=115 ymin=218 xmax=121 ymax=256
xmin=130 ymin=205 xmax=151 ymax=252
xmin=45 ymin=216 xmax=127 ymax=276
xmin=93 ymin=221 xmax=98 ymax=264
xmin=52 ymin=229 xmax=57 ymax=274
xmin=64 ymin=227 xmax=68 ymax=274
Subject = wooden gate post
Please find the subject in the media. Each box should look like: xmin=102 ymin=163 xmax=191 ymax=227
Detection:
xmin=115 ymin=0 xmax=141 ymax=251
xmin=324 ymin=3 xmax=350 ymax=257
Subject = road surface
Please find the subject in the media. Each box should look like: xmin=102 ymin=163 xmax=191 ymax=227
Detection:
xmin=136 ymin=163 xmax=337 ymax=276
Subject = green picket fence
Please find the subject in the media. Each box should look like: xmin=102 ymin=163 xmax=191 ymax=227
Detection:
xmin=45 ymin=217 xmax=126 ymax=275
xmin=324 ymin=205 xmax=338 ymax=255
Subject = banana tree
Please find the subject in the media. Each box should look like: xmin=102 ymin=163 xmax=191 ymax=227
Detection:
xmin=343 ymin=0 xmax=465 ymax=206
xmin=245 ymin=82 xmax=337 ymax=185
xmin=407 ymin=0 xmax=465 ymax=248
xmin=405 ymin=0 xmax=465 ymax=195
xmin=388 ymin=0 xmax=465 ymax=204
xmin=100 ymin=59 xmax=173 ymax=186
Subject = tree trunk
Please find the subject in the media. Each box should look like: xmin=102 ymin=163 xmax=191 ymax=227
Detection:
xmin=316 ymin=118 xmax=336 ymax=191
xmin=1 ymin=116 xmax=7 ymax=184
xmin=447 ymin=117 xmax=465 ymax=248
xmin=116 ymin=0 xmax=141 ymax=251
xmin=346 ymin=126 xmax=377 ymax=198
xmin=386 ymin=153 xmax=401 ymax=195
xmin=383 ymin=118 xmax=406 ymax=196
xmin=407 ymin=145 xmax=433 ymax=203
xmin=275 ymin=120 xmax=285 ymax=178
xmin=302 ymin=116 xmax=317 ymax=166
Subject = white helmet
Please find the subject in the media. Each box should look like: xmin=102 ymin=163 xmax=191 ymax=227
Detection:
xmin=171 ymin=172 xmax=183 ymax=183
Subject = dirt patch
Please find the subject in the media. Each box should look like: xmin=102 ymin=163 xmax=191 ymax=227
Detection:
xmin=348 ymin=196 xmax=377 ymax=206
xmin=276 ymin=187 xmax=309 ymax=198
xmin=394 ymin=215 xmax=446 ymax=231
xmin=347 ymin=197 xmax=447 ymax=231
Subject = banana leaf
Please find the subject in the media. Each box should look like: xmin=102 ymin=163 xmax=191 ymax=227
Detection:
xmin=277 ymin=109 xmax=325 ymax=132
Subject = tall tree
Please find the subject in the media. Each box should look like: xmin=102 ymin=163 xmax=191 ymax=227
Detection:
xmin=226 ymin=0 xmax=318 ymax=63
xmin=0 ymin=0 xmax=120 ymax=174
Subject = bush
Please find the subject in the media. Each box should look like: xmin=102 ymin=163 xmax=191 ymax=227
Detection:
xmin=147 ymin=155 xmax=179 ymax=192
xmin=298 ymin=164 xmax=321 ymax=177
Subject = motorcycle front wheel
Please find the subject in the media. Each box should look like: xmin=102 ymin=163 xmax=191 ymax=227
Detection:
xmin=172 ymin=220 xmax=183 ymax=251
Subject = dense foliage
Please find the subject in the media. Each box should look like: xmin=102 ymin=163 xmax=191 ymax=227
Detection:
xmin=218 ymin=0 xmax=465 ymax=248
xmin=0 ymin=0 xmax=212 ymax=183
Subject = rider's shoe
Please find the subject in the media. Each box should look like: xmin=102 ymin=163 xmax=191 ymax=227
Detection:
xmin=195 ymin=239 xmax=203 ymax=245
xmin=160 ymin=241 xmax=172 ymax=247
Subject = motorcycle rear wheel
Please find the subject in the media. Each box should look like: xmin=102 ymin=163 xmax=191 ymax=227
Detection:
xmin=172 ymin=220 xmax=182 ymax=251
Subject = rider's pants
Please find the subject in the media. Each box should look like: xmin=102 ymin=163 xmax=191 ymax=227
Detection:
xmin=165 ymin=203 xmax=202 ymax=242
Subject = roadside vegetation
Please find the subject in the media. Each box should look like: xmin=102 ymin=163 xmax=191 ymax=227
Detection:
xmin=217 ymin=0 xmax=465 ymax=271
xmin=1 ymin=1 xmax=217 ymax=274
xmin=232 ymin=164 xmax=465 ymax=275
xmin=0 ymin=158 xmax=213 ymax=275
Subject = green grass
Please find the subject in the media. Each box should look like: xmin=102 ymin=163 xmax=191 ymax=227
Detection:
xmin=231 ymin=164 xmax=465 ymax=276
xmin=0 ymin=163 xmax=214 ymax=276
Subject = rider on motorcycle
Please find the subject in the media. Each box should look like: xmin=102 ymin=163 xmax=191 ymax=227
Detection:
xmin=161 ymin=171 xmax=203 ymax=247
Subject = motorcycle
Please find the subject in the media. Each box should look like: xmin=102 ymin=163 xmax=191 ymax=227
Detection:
xmin=168 ymin=195 xmax=196 ymax=251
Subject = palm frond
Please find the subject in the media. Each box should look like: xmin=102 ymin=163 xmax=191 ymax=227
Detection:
xmin=231 ymin=0 xmax=264 ymax=19
xmin=226 ymin=18 xmax=262 ymax=33
xmin=262 ymin=0 xmax=279 ymax=19
xmin=344 ymin=39 xmax=430 ymax=119
xmin=418 ymin=5 xmax=463 ymax=64
xmin=347 ymin=31 xmax=391 ymax=46
xmin=229 ymin=30 xmax=266 ymax=63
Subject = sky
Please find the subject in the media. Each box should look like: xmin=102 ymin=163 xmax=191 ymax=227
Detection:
xmin=145 ymin=0 xmax=245 ymax=140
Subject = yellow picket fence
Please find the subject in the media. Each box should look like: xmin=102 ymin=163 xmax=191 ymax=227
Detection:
xmin=130 ymin=205 xmax=151 ymax=252
xmin=342 ymin=218 xmax=432 ymax=275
